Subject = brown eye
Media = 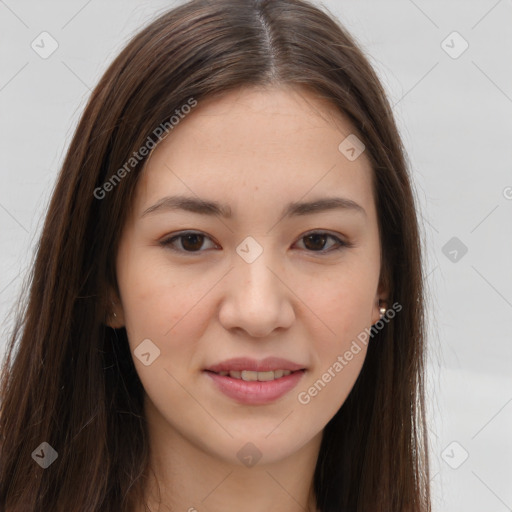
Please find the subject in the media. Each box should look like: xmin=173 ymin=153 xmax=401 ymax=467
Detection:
xmin=303 ymin=233 xmax=328 ymax=251
xmin=295 ymin=232 xmax=348 ymax=253
xmin=179 ymin=233 xmax=205 ymax=251
xmin=160 ymin=232 xmax=217 ymax=253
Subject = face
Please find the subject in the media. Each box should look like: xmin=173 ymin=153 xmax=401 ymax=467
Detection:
xmin=112 ymin=85 xmax=387 ymax=467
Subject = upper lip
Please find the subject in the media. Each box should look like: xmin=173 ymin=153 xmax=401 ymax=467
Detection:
xmin=204 ymin=357 xmax=306 ymax=373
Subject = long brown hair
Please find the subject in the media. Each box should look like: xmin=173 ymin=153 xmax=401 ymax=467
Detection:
xmin=0 ymin=0 xmax=431 ymax=510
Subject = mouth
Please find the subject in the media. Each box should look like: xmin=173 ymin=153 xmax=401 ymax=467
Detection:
xmin=204 ymin=356 xmax=306 ymax=374
xmin=204 ymin=369 xmax=305 ymax=381
xmin=203 ymin=368 xmax=306 ymax=405
xmin=203 ymin=357 xmax=307 ymax=404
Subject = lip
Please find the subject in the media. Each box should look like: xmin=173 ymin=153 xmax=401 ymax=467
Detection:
xmin=204 ymin=369 xmax=306 ymax=405
xmin=204 ymin=356 xmax=306 ymax=373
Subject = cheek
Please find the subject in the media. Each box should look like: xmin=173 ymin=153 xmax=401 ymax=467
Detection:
xmin=298 ymin=344 xmax=368 ymax=424
xmin=299 ymin=267 xmax=375 ymax=406
xmin=116 ymin=247 xmax=207 ymax=355
xmin=298 ymin=284 xmax=371 ymax=417
xmin=310 ymin=267 xmax=376 ymax=346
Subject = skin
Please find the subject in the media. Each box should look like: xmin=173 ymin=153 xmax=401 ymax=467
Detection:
xmin=109 ymin=85 xmax=388 ymax=512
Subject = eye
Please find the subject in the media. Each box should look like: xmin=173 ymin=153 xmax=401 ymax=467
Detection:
xmin=159 ymin=230 xmax=351 ymax=254
xmin=293 ymin=231 xmax=350 ymax=253
xmin=159 ymin=231 xmax=218 ymax=253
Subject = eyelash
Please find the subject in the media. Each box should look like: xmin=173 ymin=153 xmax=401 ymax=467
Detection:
xmin=159 ymin=230 xmax=352 ymax=255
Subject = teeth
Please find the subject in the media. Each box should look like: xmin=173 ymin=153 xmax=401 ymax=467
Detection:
xmin=216 ymin=369 xmax=294 ymax=381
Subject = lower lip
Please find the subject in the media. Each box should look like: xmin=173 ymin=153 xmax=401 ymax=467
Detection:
xmin=204 ymin=370 xmax=305 ymax=405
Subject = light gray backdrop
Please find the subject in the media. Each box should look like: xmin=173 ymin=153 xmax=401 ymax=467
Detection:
xmin=1 ymin=1 xmax=511 ymax=510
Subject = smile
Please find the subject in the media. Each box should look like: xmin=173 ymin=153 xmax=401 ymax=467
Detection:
xmin=211 ymin=369 xmax=296 ymax=381
xmin=204 ymin=369 xmax=306 ymax=405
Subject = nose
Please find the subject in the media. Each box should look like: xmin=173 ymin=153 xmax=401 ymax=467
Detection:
xmin=218 ymin=248 xmax=295 ymax=338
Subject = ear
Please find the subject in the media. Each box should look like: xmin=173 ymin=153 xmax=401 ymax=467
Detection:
xmin=104 ymin=287 xmax=125 ymax=329
xmin=372 ymin=275 xmax=390 ymax=326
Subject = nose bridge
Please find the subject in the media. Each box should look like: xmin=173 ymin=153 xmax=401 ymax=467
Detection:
xmin=219 ymin=237 xmax=294 ymax=337
xmin=234 ymin=239 xmax=281 ymax=304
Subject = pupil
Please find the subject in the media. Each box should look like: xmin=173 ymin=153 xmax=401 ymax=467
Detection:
xmin=183 ymin=234 xmax=203 ymax=251
xmin=304 ymin=234 xmax=326 ymax=251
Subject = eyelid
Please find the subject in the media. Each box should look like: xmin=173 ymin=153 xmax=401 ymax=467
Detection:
xmin=159 ymin=229 xmax=352 ymax=254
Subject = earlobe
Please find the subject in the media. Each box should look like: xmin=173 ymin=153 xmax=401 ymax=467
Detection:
xmin=373 ymin=273 xmax=390 ymax=325
xmin=106 ymin=299 xmax=125 ymax=329
xmin=372 ymin=299 xmax=388 ymax=326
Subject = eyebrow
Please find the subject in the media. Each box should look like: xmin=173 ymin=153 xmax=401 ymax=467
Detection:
xmin=140 ymin=194 xmax=366 ymax=219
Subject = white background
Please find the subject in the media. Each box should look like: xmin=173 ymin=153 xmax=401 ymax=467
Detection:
xmin=1 ymin=1 xmax=511 ymax=510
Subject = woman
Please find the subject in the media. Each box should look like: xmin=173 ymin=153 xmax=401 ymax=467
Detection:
xmin=0 ymin=0 xmax=431 ymax=510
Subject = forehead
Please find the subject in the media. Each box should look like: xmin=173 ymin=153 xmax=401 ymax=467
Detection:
xmin=132 ymin=85 xmax=375 ymax=221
